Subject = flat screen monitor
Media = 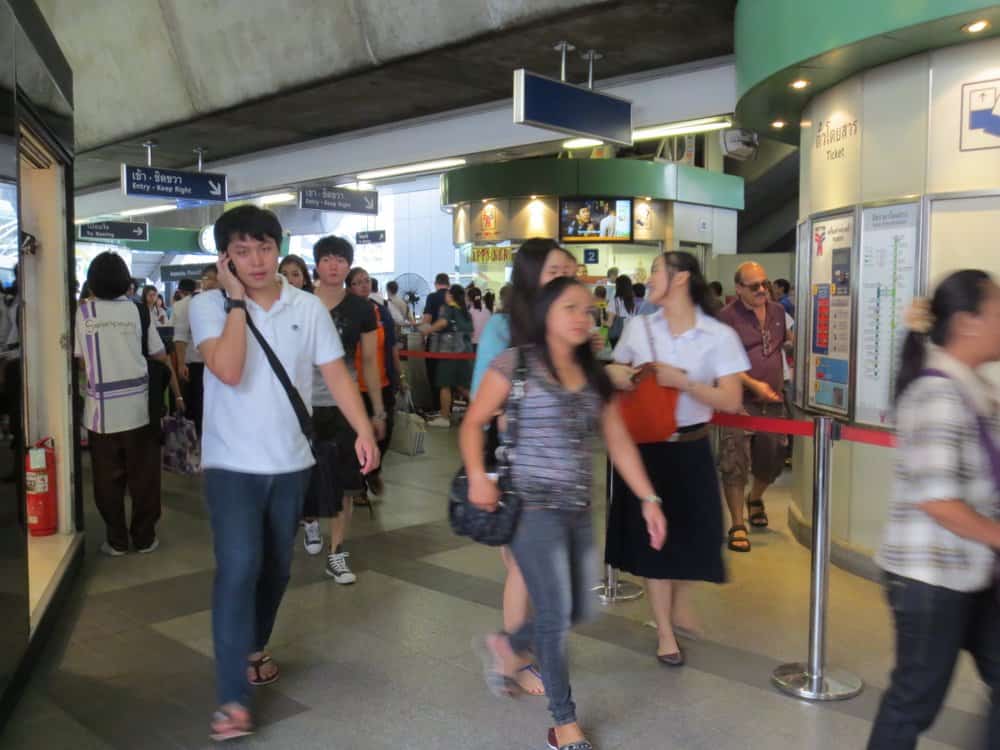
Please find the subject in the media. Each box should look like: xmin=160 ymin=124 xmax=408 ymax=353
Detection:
xmin=559 ymin=197 xmax=632 ymax=243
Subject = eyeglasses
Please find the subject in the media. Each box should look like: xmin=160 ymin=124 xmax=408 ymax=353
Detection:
xmin=739 ymin=280 xmax=770 ymax=292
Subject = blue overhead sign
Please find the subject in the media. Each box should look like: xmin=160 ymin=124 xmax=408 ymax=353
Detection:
xmin=121 ymin=164 xmax=228 ymax=202
xmin=513 ymin=69 xmax=632 ymax=146
xmin=299 ymin=186 xmax=378 ymax=214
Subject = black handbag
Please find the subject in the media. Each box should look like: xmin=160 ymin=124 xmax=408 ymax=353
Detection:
xmin=448 ymin=348 xmax=526 ymax=546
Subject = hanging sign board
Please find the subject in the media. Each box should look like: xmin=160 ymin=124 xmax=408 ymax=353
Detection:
xmin=513 ymin=69 xmax=633 ymax=146
xmin=356 ymin=230 xmax=386 ymax=244
xmin=121 ymin=165 xmax=227 ymax=202
xmin=79 ymin=221 xmax=148 ymax=242
xmin=807 ymin=212 xmax=854 ymax=415
xmin=159 ymin=264 xmax=210 ymax=283
xmin=469 ymin=246 xmax=514 ymax=265
xmin=855 ymin=202 xmax=920 ymax=427
xmin=299 ymin=186 xmax=378 ymax=214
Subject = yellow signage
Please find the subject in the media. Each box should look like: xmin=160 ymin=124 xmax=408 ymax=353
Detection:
xmin=470 ymin=246 xmax=513 ymax=264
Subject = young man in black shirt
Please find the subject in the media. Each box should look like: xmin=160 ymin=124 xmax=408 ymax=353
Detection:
xmin=300 ymin=236 xmax=386 ymax=584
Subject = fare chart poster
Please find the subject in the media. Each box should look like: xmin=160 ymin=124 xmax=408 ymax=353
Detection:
xmin=808 ymin=213 xmax=854 ymax=415
xmin=855 ymin=203 xmax=920 ymax=427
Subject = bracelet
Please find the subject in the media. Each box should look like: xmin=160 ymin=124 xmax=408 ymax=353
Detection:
xmin=642 ymin=494 xmax=663 ymax=505
xmin=372 ymin=412 xmax=387 ymax=422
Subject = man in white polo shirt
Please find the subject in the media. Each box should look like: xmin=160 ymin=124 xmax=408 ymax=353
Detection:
xmin=189 ymin=205 xmax=379 ymax=741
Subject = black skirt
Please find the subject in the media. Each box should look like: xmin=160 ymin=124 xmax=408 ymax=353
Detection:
xmin=605 ymin=437 xmax=726 ymax=583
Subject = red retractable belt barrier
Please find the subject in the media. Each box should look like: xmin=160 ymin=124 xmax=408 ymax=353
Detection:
xmin=399 ymin=353 xmax=898 ymax=447
xmin=709 ymin=412 xmax=814 ymax=437
xmin=840 ymin=424 xmax=896 ymax=448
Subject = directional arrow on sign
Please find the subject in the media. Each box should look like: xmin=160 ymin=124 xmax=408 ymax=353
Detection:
xmin=364 ymin=195 xmax=375 ymax=210
xmin=132 ymin=225 xmax=144 ymax=237
xmin=208 ymin=180 xmax=222 ymax=197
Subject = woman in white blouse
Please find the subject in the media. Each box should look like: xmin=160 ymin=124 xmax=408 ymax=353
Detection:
xmin=606 ymin=251 xmax=748 ymax=666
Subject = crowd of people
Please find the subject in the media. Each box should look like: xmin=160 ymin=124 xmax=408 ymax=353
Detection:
xmin=71 ymin=205 xmax=1000 ymax=749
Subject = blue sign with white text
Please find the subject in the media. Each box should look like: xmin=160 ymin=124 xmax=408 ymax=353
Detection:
xmin=583 ymin=248 xmax=599 ymax=264
xmin=513 ymin=69 xmax=632 ymax=146
xmin=121 ymin=164 xmax=228 ymax=202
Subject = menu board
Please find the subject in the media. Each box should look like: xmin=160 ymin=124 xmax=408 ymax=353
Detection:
xmin=807 ymin=213 xmax=854 ymax=414
xmin=855 ymin=203 xmax=920 ymax=427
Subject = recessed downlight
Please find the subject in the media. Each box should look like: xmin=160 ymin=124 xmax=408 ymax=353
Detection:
xmin=790 ymin=79 xmax=810 ymax=90
xmin=771 ymin=120 xmax=786 ymax=129
xmin=964 ymin=20 xmax=990 ymax=33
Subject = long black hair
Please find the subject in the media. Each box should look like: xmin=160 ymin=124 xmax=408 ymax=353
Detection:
xmin=483 ymin=290 xmax=495 ymax=313
xmin=661 ymin=250 xmax=717 ymax=317
xmin=510 ymin=238 xmax=575 ymax=346
xmin=468 ymin=287 xmax=483 ymax=311
xmin=530 ymin=276 xmax=613 ymax=403
xmin=448 ymin=284 xmax=471 ymax=320
xmin=615 ymin=275 xmax=635 ymax=314
xmin=895 ymin=269 xmax=993 ymax=403
xmin=278 ymin=254 xmax=314 ymax=293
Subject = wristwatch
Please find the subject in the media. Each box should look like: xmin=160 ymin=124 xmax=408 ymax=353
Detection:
xmin=372 ymin=412 xmax=387 ymax=422
xmin=224 ymin=298 xmax=247 ymax=314
xmin=642 ymin=494 xmax=663 ymax=505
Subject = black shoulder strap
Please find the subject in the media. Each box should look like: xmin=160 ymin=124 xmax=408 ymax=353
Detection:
xmin=135 ymin=302 xmax=150 ymax=357
xmin=237 ymin=299 xmax=314 ymax=444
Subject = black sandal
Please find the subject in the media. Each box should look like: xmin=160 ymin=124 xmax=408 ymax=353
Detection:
xmin=246 ymin=654 xmax=279 ymax=686
xmin=727 ymin=525 xmax=751 ymax=552
xmin=747 ymin=498 xmax=769 ymax=528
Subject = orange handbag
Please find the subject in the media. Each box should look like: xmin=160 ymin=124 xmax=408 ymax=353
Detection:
xmin=617 ymin=315 xmax=679 ymax=444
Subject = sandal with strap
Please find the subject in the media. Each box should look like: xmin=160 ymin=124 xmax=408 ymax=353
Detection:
xmin=727 ymin=525 xmax=751 ymax=553
xmin=247 ymin=654 xmax=279 ymax=686
xmin=515 ymin=663 xmax=546 ymax=696
xmin=473 ymin=635 xmax=521 ymax=699
xmin=210 ymin=706 xmax=254 ymax=742
xmin=547 ymin=727 xmax=594 ymax=750
xmin=747 ymin=498 xmax=769 ymax=528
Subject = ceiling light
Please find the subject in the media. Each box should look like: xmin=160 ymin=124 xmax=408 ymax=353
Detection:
xmin=530 ymin=195 xmax=538 ymax=200
xmin=771 ymin=120 xmax=786 ymax=129
xmin=357 ymin=158 xmax=466 ymax=181
xmin=118 ymin=204 xmax=176 ymax=217
xmin=334 ymin=181 xmax=375 ymax=191
xmin=562 ymin=137 xmax=603 ymax=149
xmin=964 ymin=20 xmax=990 ymax=33
xmin=790 ymin=79 xmax=810 ymax=90
xmin=800 ymin=119 xmax=813 ymax=128
xmin=632 ymin=116 xmax=733 ymax=142
xmin=644 ymin=196 xmax=652 ymax=201
xmin=256 ymin=192 xmax=297 ymax=206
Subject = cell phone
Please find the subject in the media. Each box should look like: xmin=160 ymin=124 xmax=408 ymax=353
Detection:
xmin=222 ymin=252 xmax=237 ymax=277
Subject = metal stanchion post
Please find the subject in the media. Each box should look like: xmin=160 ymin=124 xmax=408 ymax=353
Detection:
xmin=772 ymin=416 xmax=863 ymax=701
xmin=593 ymin=459 xmax=643 ymax=604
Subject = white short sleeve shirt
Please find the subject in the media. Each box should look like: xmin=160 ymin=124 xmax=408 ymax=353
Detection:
xmin=75 ymin=297 xmax=164 ymax=434
xmin=190 ymin=277 xmax=345 ymax=474
xmin=613 ymin=308 xmax=750 ymax=426
xmin=171 ymin=295 xmax=203 ymax=364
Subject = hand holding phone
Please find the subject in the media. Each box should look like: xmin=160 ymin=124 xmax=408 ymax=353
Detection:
xmin=216 ymin=253 xmax=246 ymax=298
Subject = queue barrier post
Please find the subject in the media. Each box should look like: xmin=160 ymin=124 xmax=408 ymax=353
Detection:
xmin=772 ymin=415 xmax=863 ymax=701
xmin=593 ymin=460 xmax=643 ymax=604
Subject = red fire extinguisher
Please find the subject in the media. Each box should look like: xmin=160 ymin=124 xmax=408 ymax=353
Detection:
xmin=26 ymin=438 xmax=57 ymax=537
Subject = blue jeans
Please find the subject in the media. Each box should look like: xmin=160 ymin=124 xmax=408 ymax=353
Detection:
xmin=508 ymin=508 xmax=597 ymax=726
xmin=204 ymin=468 xmax=311 ymax=707
xmin=868 ymin=572 xmax=1000 ymax=749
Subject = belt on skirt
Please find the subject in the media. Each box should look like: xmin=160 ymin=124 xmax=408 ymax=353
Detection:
xmin=667 ymin=422 xmax=710 ymax=443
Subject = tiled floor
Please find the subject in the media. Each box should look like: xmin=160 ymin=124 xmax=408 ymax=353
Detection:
xmin=0 ymin=429 xmax=989 ymax=749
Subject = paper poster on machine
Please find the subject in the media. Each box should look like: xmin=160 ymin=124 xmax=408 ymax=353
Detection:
xmin=808 ymin=213 xmax=854 ymax=415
